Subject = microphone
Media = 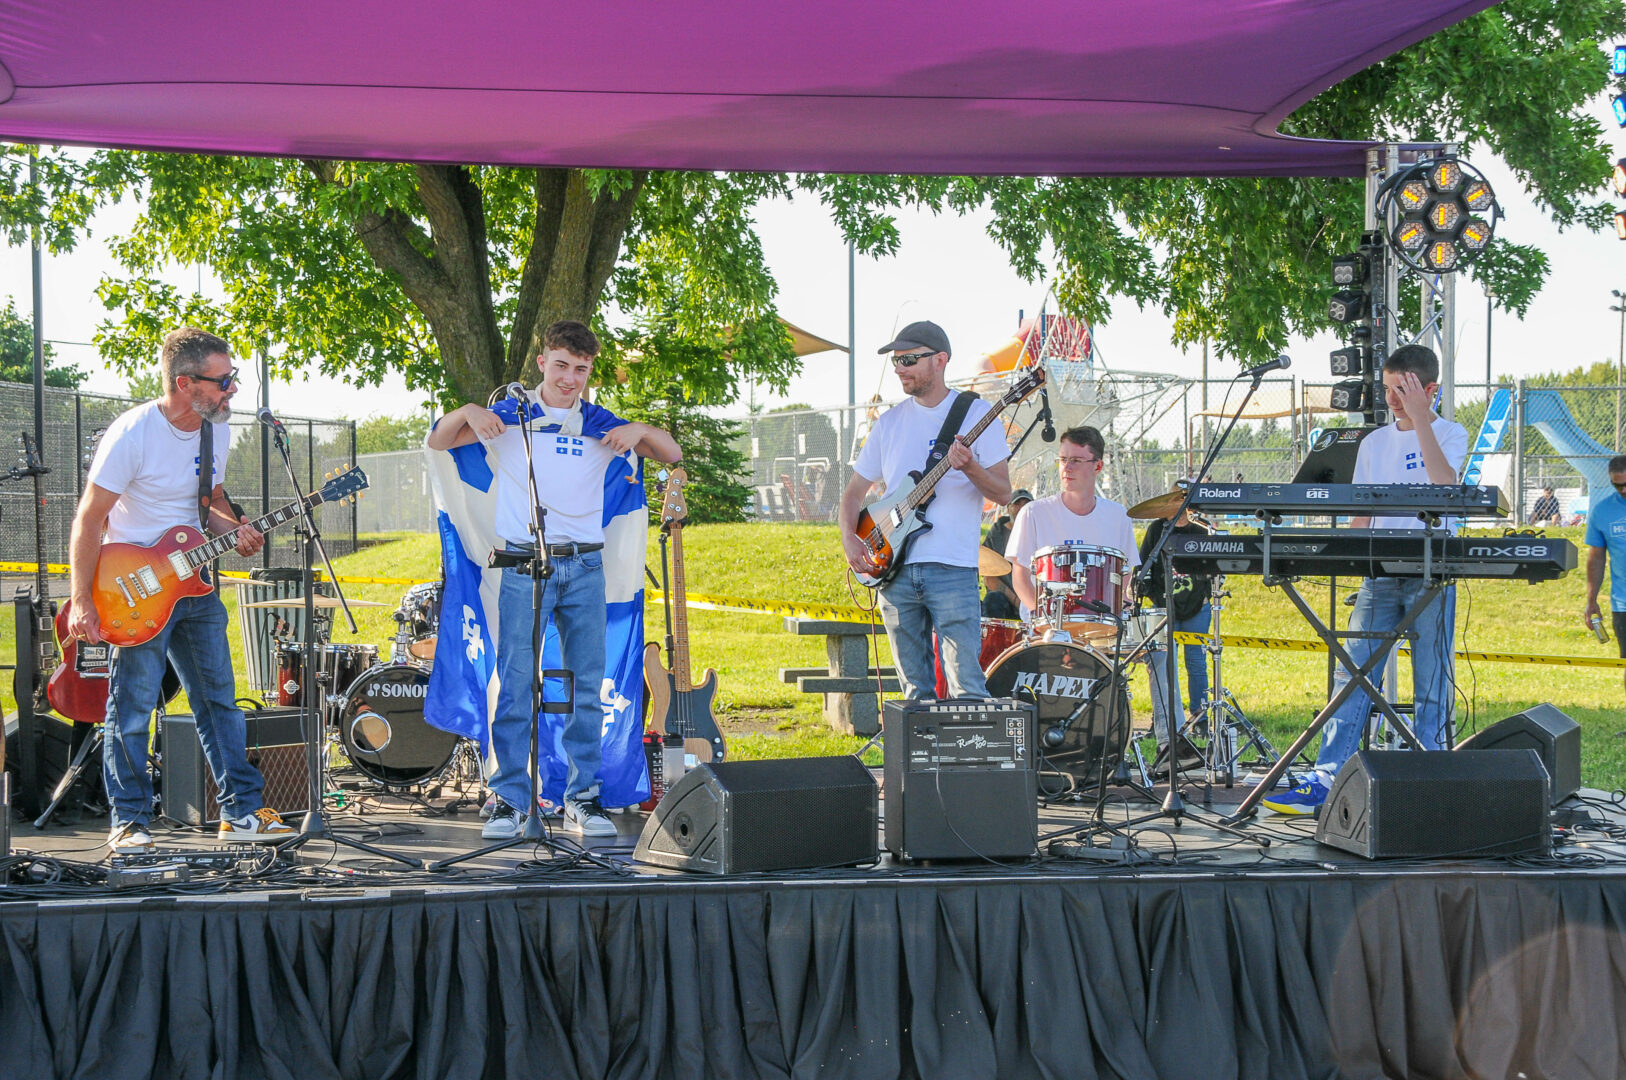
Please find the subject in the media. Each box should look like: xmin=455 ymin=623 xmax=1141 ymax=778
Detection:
xmin=505 ymin=382 xmax=528 ymax=400
xmin=256 ymin=407 xmax=286 ymax=434
xmin=1240 ymin=354 xmax=1291 ymax=379
xmin=1039 ymin=386 xmax=1056 ymax=442
xmin=1044 ymin=697 xmax=1092 ymax=748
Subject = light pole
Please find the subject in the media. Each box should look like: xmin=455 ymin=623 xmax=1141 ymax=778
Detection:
xmin=1614 ymin=290 xmax=1626 ymax=452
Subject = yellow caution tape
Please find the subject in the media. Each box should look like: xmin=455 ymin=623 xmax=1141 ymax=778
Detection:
xmin=646 ymin=589 xmax=875 ymax=624
xmin=1172 ymin=631 xmax=1626 ymax=669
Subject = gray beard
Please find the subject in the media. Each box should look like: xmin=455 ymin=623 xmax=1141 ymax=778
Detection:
xmin=191 ymin=396 xmax=231 ymax=425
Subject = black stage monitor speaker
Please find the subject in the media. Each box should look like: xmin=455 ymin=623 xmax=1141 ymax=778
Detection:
xmin=1457 ymin=703 xmax=1581 ymax=805
xmin=161 ymin=709 xmax=310 ymax=826
xmin=883 ymin=698 xmax=1037 ymax=862
xmin=1316 ymin=749 xmax=1551 ymax=859
xmin=634 ymin=756 xmax=878 ymax=874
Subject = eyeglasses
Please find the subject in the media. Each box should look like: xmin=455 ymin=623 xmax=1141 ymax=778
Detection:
xmin=892 ymin=351 xmax=937 ymax=368
xmin=1058 ymin=455 xmax=1100 ymax=469
xmin=189 ymin=368 xmax=239 ymax=391
xmin=1612 ymin=479 xmax=1626 ymax=490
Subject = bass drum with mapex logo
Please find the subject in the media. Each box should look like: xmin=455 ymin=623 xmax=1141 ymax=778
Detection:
xmin=983 ymin=640 xmax=1130 ymax=790
xmin=338 ymin=662 xmax=461 ymax=787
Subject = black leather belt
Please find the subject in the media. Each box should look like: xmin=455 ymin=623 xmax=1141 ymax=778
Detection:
xmin=545 ymin=542 xmax=603 ymax=557
xmin=489 ymin=542 xmax=604 ymax=569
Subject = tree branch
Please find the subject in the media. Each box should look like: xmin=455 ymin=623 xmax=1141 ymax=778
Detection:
xmin=507 ymin=168 xmax=569 ymax=375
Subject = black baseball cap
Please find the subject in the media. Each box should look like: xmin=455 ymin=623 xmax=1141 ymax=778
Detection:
xmin=878 ymin=320 xmax=951 ymax=358
xmin=1008 ymin=489 xmax=1034 ymax=509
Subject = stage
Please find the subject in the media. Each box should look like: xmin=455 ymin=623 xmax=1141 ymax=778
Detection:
xmin=5 ymin=772 xmax=1626 ymax=1080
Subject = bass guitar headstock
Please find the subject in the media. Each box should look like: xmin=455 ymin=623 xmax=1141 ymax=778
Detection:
xmin=656 ymin=467 xmax=689 ymax=532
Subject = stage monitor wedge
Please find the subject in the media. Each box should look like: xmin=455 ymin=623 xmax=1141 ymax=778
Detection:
xmin=635 ymin=756 xmax=878 ymax=874
xmin=1316 ymin=749 xmax=1550 ymax=859
xmin=1456 ymin=703 xmax=1581 ymax=805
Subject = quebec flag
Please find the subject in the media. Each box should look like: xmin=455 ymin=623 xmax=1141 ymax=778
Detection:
xmin=423 ymin=403 xmax=650 ymax=808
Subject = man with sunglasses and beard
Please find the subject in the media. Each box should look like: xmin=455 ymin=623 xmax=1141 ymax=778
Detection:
xmin=68 ymin=327 xmax=293 ymax=852
xmin=839 ymin=321 xmax=1013 ymax=699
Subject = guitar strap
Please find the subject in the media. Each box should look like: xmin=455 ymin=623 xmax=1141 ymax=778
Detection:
xmin=197 ymin=420 xmax=218 ymax=591
xmin=923 ymin=390 xmax=978 ymax=475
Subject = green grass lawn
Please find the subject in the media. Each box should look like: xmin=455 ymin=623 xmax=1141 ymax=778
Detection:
xmin=16 ymin=522 xmax=1626 ymax=789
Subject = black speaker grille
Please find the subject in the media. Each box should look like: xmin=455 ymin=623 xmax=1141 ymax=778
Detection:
xmin=708 ymin=757 xmax=878 ymax=873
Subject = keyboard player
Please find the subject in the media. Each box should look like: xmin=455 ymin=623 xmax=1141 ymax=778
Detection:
xmin=1263 ymin=345 xmax=1469 ymax=815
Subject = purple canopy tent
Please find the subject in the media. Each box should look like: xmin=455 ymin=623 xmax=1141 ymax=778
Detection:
xmin=0 ymin=0 xmax=1492 ymax=176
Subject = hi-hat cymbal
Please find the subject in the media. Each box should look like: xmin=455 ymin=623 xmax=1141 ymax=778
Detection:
xmin=1127 ymin=489 xmax=1188 ymax=520
xmin=978 ymin=545 xmax=1012 ymax=576
xmin=242 ymin=595 xmax=389 ymax=610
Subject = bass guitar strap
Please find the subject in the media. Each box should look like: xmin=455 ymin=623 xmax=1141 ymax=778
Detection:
xmin=923 ymin=390 xmax=978 ymax=477
xmin=196 ymin=420 xmax=218 ymax=591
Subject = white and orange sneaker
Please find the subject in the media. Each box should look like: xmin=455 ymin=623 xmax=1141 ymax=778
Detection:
xmin=218 ymin=807 xmax=296 ymax=842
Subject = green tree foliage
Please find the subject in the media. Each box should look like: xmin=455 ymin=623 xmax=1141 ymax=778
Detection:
xmin=0 ymin=298 xmax=82 ymax=388
xmin=0 ymin=0 xmax=1615 ymax=401
xmin=354 ymin=411 xmax=431 ymax=455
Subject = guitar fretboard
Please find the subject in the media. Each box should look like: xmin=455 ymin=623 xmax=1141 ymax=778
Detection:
xmin=183 ymin=495 xmax=317 ymax=568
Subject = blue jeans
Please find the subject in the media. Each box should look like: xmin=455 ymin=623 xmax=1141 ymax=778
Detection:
xmin=491 ymin=554 xmax=606 ymax=807
xmin=1315 ymin=577 xmax=1456 ymax=776
xmin=880 ymin=562 xmax=987 ymax=699
xmin=104 ymin=590 xmax=263 ymax=829
xmin=1174 ymin=603 xmax=1211 ymax=713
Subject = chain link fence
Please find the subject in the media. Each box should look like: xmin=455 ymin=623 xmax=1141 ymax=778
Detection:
xmin=0 ymin=381 xmax=356 ymax=597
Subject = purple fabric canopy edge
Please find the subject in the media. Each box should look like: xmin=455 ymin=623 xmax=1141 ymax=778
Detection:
xmin=0 ymin=1 xmax=1494 ymax=176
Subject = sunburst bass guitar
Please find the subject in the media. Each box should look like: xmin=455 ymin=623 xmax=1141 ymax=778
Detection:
xmin=87 ymin=467 xmax=367 ymax=647
xmin=850 ymin=366 xmax=1045 ymax=587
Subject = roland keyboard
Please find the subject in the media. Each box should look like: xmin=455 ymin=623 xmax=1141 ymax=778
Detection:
xmin=1183 ymin=483 xmax=1509 ymax=519
xmin=1167 ymin=530 xmax=1575 ymax=582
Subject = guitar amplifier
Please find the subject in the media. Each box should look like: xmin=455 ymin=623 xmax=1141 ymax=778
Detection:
xmin=161 ymin=708 xmax=310 ymax=826
xmin=883 ymin=698 xmax=1037 ymax=862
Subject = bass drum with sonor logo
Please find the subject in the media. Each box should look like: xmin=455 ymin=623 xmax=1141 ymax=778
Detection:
xmin=337 ymin=662 xmax=461 ymax=787
xmin=983 ymin=639 xmax=1129 ymax=791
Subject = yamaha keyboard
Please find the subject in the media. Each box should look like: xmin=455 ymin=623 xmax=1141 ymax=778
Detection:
xmin=1167 ymin=530 xmax=1575 ymax=582
xmin=1181 ymin=482 xmax=1509 ymax=519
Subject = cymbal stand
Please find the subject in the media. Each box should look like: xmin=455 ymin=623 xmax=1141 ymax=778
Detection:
xmin=1196 ymin=576 xmax=1278 ymax=787
xmin=265 ymin=423 xmax=418 ymax=867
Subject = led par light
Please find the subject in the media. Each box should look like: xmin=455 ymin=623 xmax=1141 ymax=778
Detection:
xmin=1617 ymin=211 xmax=1626 ymax=241
xmin=1615 ymin=44 xmax=1626 ymax=75
xmin=1614 ymin=95 xmax=1626 ymax=127
xmin=1424 ymin=239 xmax=1459 ymax=272
xmin=1381 ymin=156 xmax=1499 ymax=273
xmin=1613 ymin=158 xmax=1626 ymax=197
xmin=1329 ymin=346 xmax=1370 ymax=377
xmin=1330 ymin=380 xmax=1370 ymax=412
xmin=1331 ymin=253 xmax=1369 ymax=287
xmin=1329 ymin=291 xmax=1369 ymax=323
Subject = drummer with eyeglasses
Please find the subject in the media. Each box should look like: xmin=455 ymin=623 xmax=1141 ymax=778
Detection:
xmin=1006 ymin=425 xmax=1193 ymax=774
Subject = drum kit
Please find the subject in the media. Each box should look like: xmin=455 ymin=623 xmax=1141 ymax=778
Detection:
xmin=244 ymin=581 xmax=462 ymax=790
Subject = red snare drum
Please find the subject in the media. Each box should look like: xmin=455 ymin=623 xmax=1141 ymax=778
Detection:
xmin=1030 ymin=543 xmax=1126 ymax=640
xmin=932 ymin=618 xmax=1028 ymax=698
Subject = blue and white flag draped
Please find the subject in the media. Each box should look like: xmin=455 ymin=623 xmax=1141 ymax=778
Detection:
xmin=423 ymin=404 xmax=650 ymax=808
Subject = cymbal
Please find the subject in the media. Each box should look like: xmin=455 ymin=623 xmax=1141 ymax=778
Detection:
xmin=978 ymin=545 xmax=1012 ymax=576
xmin=242 ymin=595 xmax=389 ymax=610
xmin=1127 ymin=488 xmax=1188 ymax=520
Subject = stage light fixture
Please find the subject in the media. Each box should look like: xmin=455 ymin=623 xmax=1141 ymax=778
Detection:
xmin=1329 ymin=345 xmax=1370 ymax=377
xmin=1329 ymin=291 xmax=1369 ymax=323
xmin=1331 ymin=253 xmax=1369 ymax=287
xmin=1616 ymin=44 xmax=1626 ymax=75
xmin=1330 ymin=380 xmax=1370 ymax=412
xmin=1379 ymin=156 xmax=1499 ymax=274
xmin=1613 ymin=159 xmax=1626 ymax=197
xmin=1617 ymin=211 xmax=1626 ymax=241
xmin=1614 ymin=95 xmax=1626 ymax=127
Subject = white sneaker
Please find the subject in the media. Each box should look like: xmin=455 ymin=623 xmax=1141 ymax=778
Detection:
xmin=108 ymin=822 xmax=154 ymax=852
xmin=563 ymin=796 xmax=617 ymax=837
xmin=482 ymin=799 xmax=522 ymax=839
xmin=219 ymin=807 xmax=296 ymax=843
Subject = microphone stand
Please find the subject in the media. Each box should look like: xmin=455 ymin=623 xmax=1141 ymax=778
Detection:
xmin=1128 ymin=365 xmax=1277 ymax=844
xmin=266 ymin=418 xmax=419 ymax=867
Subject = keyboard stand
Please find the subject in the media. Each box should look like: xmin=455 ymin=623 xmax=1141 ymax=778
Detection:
xmin=1227 ymin=518 xmax=1441 ymax=824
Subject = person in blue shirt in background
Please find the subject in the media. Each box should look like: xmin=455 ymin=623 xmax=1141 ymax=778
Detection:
xmin=1583 ymin=455 xmax=1626 ymax=691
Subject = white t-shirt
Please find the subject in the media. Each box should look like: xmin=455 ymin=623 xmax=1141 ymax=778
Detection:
xmin=86 ymin=400 xmax=229 ymax=546
xmin=1352 ymin=416 xmax=1470 ymax=531
xmin=485 ymin=394 xmax=628 ymax=546
xmin=853 ymin=392 xmax=1009 ymax=568
xmin=1005 ymin=494 xmax=1138 ymax=618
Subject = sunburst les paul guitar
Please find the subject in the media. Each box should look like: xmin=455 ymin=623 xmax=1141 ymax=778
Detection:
xmin=84 ymin=466 xmax=367 ymax=648
xmin=850 ymin=366 xmax=1045 ymax=587
xmin=642 ymin=468 xmax=726 ymax=764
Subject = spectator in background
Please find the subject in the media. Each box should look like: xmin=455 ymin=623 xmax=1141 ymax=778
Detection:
xmin=1584 ymin=455 xmax=1626 ymax=692
xmin=1531 ymin=486 xmax=1561 ymax=526
xmin=981 ymin=489 xmax=1032 ymax=619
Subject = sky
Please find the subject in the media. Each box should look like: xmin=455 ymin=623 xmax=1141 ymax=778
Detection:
xmin=1 ymin=99 xmax=1622 ymax=425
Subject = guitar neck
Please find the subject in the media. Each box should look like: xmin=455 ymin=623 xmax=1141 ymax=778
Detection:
xmin=183 ymin=493 xmax=320 ymax=568
xmin=902 ymin=397 xmax=1004 ymax=512
xmin=669 ymin=523 xmax=693 ymax=693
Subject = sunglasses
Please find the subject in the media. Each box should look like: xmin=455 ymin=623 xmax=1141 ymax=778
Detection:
xmin=189 ymin=368 xmax=240 ymax=391
xmin=892 ymin=351 xmax=937 ymax=368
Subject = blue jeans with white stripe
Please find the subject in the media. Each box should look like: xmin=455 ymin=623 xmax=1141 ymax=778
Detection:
xmin=491 ymin=553 xmax=607 ymax=808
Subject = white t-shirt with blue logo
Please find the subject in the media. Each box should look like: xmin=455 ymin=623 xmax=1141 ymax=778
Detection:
xmin=1586 ymin=493 xmax=1626 ymax=612
xmin=1350 ymin=416 xmax=1469 ymax=531
xmin=485 ymin=396 xmax=629 ymax=547
xmin=86 ymin=400 xmax=229 ymax=546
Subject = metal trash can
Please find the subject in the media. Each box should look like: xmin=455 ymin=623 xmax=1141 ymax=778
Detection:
xmin=234 ymin=568 xmax=331 ymax=694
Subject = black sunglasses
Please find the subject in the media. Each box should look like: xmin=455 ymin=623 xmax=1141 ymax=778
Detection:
xmin=892 ymin=351 xmax=937 ymax=368
xmin=189 ymin=367 xmax=240 ymax=391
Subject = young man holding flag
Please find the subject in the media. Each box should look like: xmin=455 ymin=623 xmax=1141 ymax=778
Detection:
xmin=428 ymin=321 xmax=680 ymax=838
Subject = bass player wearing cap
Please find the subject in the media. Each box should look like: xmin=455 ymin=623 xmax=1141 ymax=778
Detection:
xmin=838 ymin=320 xmax=1013 ymax=699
